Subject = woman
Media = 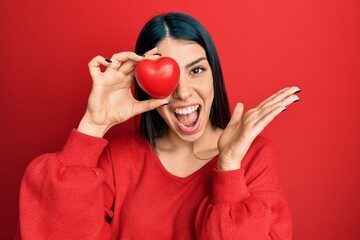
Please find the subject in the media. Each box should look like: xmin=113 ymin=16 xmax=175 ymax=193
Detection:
xmin=18 ymin=12 xmax=299 ymax=239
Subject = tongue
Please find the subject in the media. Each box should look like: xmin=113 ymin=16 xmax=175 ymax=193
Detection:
xmin=177 ymin=111 xmax=198 ymax=127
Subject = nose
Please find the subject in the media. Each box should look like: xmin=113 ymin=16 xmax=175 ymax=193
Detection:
xmin=172 ymin=75 xmax=192 ymax=100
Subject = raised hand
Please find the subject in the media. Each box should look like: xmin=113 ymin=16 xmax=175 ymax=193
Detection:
xmin=78 ymin=48 xmax=169 ymax=137
xmin=217 ymin=86 xmax=301 ymax=171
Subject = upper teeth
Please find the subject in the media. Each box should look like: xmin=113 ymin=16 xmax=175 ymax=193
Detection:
xmin=175 ymin=105 xmax=199 ymax=115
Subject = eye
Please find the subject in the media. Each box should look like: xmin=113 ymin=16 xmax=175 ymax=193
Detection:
xmin=190 ymin=66 xmax=206 ymax=75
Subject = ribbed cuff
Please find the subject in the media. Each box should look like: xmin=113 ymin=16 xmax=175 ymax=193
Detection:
xmin=59 ymin=129 xmax=108 ymax=167
xmin=210 ymin=168 xmax=251 ymax=204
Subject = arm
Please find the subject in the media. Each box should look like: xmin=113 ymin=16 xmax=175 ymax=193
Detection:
xmin=195 ymin=87 xmax=301 ymax=239
xmin=18 ymin=129 xmax=114 ymax=240
xmin=195 ymin=138 xmax=292 ymax=239
xmin=17 ymin=49 xmax=168 ymax=239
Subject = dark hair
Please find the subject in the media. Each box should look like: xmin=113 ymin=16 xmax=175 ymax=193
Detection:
xmin=135 ymin=12 xmax=230 ymax=145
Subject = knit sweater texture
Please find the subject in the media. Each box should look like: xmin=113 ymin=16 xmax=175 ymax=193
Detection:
xmin=17 ymin=129 xmax=292 ymax=239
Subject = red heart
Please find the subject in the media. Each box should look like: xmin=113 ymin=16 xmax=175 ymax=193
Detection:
xmin=135 ymin=57 xmax=180 ymax=98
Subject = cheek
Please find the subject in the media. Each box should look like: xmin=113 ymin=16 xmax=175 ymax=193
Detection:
xmin=201 ymin=75 xmax=214 ymax=100
xmin=201 ymin=75 xmax=215 ymax=114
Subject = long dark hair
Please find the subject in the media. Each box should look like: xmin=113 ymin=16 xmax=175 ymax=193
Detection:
xmin=135 ymin=12 xmax=230 ymax=145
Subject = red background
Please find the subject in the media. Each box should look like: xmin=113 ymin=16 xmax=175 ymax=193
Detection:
xmin=1 ymin=0 xmax=359 ymax=239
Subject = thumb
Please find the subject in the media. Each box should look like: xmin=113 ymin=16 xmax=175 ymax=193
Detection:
xmin=228 ymin=103 xmax=244 ymax=126
xmin=133 ymin=99 xmax=170 ymax=116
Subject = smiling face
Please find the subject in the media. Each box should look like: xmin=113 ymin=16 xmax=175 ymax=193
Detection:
xmin=156 ymin=38 xmax=215 ymax=143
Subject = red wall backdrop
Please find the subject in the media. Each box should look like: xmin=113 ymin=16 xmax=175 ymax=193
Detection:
xmin=1 ymin=0 xmax=359 ymax=239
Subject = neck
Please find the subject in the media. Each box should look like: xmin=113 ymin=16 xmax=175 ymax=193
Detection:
xmin=154 ymin=122 xmax=222 ymax=178
xmin=156 ymin=122 xmax=222 ymax=156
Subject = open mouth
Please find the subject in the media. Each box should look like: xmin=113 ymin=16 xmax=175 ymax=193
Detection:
xmin=174 ymin=104 xmax=201 ymax=132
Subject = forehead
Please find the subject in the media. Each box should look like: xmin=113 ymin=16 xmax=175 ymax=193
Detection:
xmin=156 ymin=38 xmax=206 ymax=67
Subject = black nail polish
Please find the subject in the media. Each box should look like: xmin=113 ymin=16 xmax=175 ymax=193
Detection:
xmin=294 ymin=89 xmax=302 ymax=94
xmin=281 ymin=108 xmax=287 ymax=112
xmin=153 ymin=53 xmax=162 ymax=56
xmin=293 ymin=98 xmax=301 ymax=103
xmin=105 ymin=59 xmax=112 ymax=63
xmin=137 ymin=53 xmax=145 ymax=57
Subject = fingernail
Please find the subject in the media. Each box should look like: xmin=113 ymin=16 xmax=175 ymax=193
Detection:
xmin=281 ymin=108 xmax=287 ymax=112
xmin=153 ymin=53 xmax=162 ymax=56
xmin=294 ymin=89 xmax=302 ymax=94
xmin=137 ymin=53 xmax=145 ymax=57
xmin=162 ymin=101 xmax=170 ymax=106
xmin=105 ymin=59 xmax=112 ymax=63
xmin=293 ymin=98 xmax=301 ymax=103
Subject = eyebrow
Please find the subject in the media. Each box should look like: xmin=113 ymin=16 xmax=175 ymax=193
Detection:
xmin=185 ymin=57 xmax=208 ymax=69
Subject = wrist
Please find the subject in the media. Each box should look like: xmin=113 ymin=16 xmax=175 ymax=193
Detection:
xmin=77 ymin=117 xmax=111 ymax=138
xmin=217 ymin=159 xmax=241 ymax=171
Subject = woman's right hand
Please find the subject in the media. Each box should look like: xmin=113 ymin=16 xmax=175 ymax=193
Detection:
xmin=78 ymin=48 xmax=169 ymax=137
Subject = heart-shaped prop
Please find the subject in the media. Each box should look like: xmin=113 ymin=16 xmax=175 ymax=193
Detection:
xmin=135 ymin=57 xmax=180 ymax=98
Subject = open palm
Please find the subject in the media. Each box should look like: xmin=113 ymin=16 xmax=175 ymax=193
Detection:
xmin=217 ymin=87 xmax=301 ymax=171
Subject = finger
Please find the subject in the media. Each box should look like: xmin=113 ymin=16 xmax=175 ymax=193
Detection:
xmin=119 ymin=52 xmax=162 ymax=76
xmin=140 ymin=47 xmax=162 ymax=60
xmin=256 ymin=87 xmax=290 ymax=109
xmin=144 ymin=54 xmax=162 ymax=61
xmin=118 ymin=59 xmax=138 ymax=75
xmin=228 ymin=103 xmax=244 ymax=126
xmin=257 ymin=93 xmax=300 ymax=118
xmin=88 ymin=55 xmax=111 ymax=76
xmin=132 ymin=99 xmax=170 ymax=116
xmin=253 ymin=105 xmax=287 ymax=132
xmin=107 ymin=52 xmax=144 ymax=71
xmin=257 ymin=86 xmax=301 ymax=109
xmin=265 ymin=86 xmax=300 ymax=107
xmin=144 ymin=47 xmax=159 ymax=56
xmin=114 ymin=51 xmax=144 ymax=63
xmin=119 ymin=47 xmax=162 ymax=76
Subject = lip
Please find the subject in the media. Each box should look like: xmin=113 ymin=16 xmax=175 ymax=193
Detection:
xmin=171 ymin=104 xmax=202 ymax=135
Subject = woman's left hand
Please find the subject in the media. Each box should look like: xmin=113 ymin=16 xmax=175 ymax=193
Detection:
xmin=217 ymin=86 xmax=301 ymax=171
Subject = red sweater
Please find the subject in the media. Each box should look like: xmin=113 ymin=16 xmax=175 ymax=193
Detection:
xmin=18 ymin=129 xmax=292 ymax=240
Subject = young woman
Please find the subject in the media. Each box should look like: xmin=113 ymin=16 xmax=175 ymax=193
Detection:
xmin=18 ymin=12 xmax=299 ymax=239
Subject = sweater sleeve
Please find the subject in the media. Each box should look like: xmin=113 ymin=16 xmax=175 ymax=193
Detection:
xmin=17 ymin=129 xmax=115 ymax=240
xmin=195 ymin=137 xmax=292 ymax=240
